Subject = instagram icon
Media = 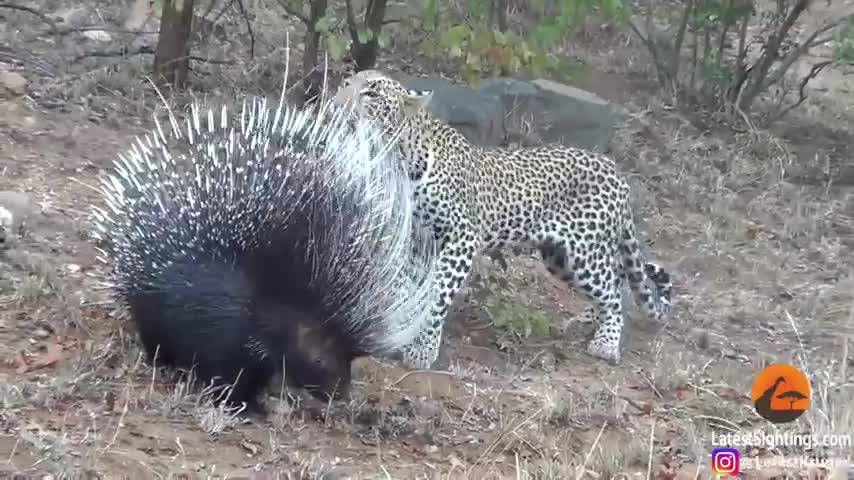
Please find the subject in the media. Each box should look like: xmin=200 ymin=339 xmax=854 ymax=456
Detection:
xmin=712 ymin=448 xmax=740 ymax=476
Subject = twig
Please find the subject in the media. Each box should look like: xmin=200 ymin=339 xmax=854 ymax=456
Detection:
xmin=206 ymin=0 xmax=234 ymax=43
xmin=233 ymin=0 xmax=255 ymax=59
xmin=0 ymin=2 xmax=58 ymax=34
xmin=273 ymin=0 xmax=308 ymax=24
xmin=72 ymin=45 xmax=233 ymax=65
xmin=344 ymin=0 xmax=360 ymax=45
xmin=738 ymin=0 xmax=813 ymax=108
xmin=467 ymin=406 xmax=544 ymax=477
xmin=199 ymin=0 xmax=220 ymax=20
xmin=669 ymin=0 xmax=693 ymax=82
xmin=391 ymin=369 xmax=453 ymax=387
xmin=770 ymin=60 xmax=832 ymax=121
xmin=575 ymin=421 xmax=607 ymax=480
xmin=758 ymin=14 xmax=853 ymax=93
xmin=57 ymin=26 xmax=162 ymax=35
xmin=646 ymin=420 xmax=656 ymax=480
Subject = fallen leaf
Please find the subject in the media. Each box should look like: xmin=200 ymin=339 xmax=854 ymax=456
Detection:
xmin=82 ymin=30 xmax=112 ymax=42
xmin=754 ymin=467 xmax=785 ymax=480
xmin=240 ymin=441 xmax=259 ymax=456
xmin=104 ymin=391 xmax=116 ymax=413
xmin=641 ymin=400 xmax=656 ymax=415
xmin=26 ymin=342 xmax=63 ymax=372
xmin=674 ymin=386 xmax=694 ymax=401
xmin=14 ymin=352 xmax=28 ymax=374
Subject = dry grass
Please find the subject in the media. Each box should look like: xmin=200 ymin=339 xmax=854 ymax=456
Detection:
xmin=1 ymin=0 xmax=853 ymax=477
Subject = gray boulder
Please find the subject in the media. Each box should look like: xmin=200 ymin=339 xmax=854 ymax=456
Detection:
xmin=400 ymin=74 xmax=620 ymax=153
xmin=477 ymin=77 xmax=619 ymax=153
xmin=402 ymin=76 xmax=505 ymax=146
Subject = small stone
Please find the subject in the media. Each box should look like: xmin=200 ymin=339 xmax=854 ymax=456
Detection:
xmin=33 ymin=328 xmax=51 ymax=339
xmin=0 ymin=72 xmax=27 ymax=96
xmin=83 ymin=30 xmax=112 ymax=42
xmin=53 ymin=6 xmax=88 ymax=28
xmin=0 ymin=206 xmax=12 ymax=229
xmin=0 ymin=191 xmax=35 ymax=236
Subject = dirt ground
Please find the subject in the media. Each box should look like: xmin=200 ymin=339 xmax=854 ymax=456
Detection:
xmin=1 ymin=0 xmax=854 ymax=478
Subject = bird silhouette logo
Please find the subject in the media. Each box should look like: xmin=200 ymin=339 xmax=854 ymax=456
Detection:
xmin=751 ymin=363 xmax=811 ymax=424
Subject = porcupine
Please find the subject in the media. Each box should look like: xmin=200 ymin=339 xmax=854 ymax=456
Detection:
xmin=89 ymin=90 xmax=439 ymax=413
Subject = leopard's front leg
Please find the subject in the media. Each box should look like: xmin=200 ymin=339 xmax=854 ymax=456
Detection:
xmin=400 ymin=226 xmax=479 ymax=370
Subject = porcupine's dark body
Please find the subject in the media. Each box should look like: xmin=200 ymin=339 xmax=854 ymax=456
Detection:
xmin=91 ymin=97 xmax=438 ymax=413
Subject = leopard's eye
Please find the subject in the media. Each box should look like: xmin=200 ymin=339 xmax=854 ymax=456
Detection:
xmin=361 ymin=89 xmax=380 ymax=98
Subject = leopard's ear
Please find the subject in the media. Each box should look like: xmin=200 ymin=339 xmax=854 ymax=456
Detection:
xmin=401 ymin=89 xmax=433 ymax=117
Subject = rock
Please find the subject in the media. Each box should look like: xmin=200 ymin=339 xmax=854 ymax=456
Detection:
xmin=477 ymin=77 xmax=620 ymax=152
xmin=52 ymin=6 xmax=88 ymax=28
xmin=0 ymin=206 xmax=11 ymax=247
xmin=124 ymin=0 xmax=155 ymax=30
xmin=0 ymin=72 xmax=27 ymax=97
xmin=400 ymin=75 xmax=620 ymax=152
xmin=0 ymin=191 xmax=35 ymax=238
xmin=402 ymin=76 xmax=505 ymax=146
xmin=394 ymin=370 xmax=459 ymax=399
xmin=82 ymin=30 xmax=112 ymax=42
xmin=125 ymin=0 xmax=160 ymax=49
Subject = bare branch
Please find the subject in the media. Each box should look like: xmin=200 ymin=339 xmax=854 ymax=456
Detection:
xmin=627 ymin=16 xmax=671 ymax=86
xmin=197 ymin=0 xmax=233 ymax=51
xmin=0 ymin=45 xmax=55 ymax=75
xmin=234 ymin=0 xmax=255 ymax=59
xmin=759 ymin=13 xmax=854 ymax=92
xmin=72 ymin=45 xmax=232 ymax=66
xmin=0 ymin=1 xmax=62 ymax=46
xmin=770 ymin=60 xmax=832 ymax=121
xmin=670 ymin=0 xmax=693 ymax=80
xmin=0 ymin=2 xmax=57 ymax=33
xmin=273 ymin=0 xmax=307 ymax=24
xmin=738 ymin=0 xmax=810 ymax=109
xmin=344 ymin=0 xmax=360 ymax=45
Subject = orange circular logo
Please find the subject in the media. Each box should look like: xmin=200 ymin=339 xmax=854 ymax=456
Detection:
xmin=751 ymin=363 xmax=811 ymax=424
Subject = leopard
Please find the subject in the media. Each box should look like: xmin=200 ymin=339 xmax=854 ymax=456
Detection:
xmin=333 ymin=69 xmax=674 ymax=369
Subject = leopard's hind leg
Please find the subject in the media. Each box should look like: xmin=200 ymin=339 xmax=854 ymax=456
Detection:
xmin=539 ymin=236 xmax=626 ymax=364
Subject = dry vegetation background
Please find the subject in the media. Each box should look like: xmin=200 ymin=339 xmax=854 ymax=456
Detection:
xmin=1 ymin=0 xmax=854 ymax=478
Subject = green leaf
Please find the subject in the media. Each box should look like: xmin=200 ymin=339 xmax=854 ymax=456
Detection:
xmin=419 ymin=38 xmax=439 ymax=57
xmin=494 ymin=30 xmax=508 ymax=46
xmin=325 ymin=34 xmax=347 ymax=61
xmin=440 ymin=24 xmax=471 ymax=49
xmin=315 ymin=15 xmax=334 ymax=33
xmin=422 ymin=0 xmax=439 ymax=30
xmin=376 ymin=30 xmax=390 ymax=48
xmin=470 ymin=30 xmax=494 ymax=51
xmin=357 ymin=29 xmax=371 ymax=44
xmin=600 ymin=0 xmax=626 ymax=19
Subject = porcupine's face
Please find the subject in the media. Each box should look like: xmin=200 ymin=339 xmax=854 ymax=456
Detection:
xmin=275 ymin=305 xmax=364 ymax=402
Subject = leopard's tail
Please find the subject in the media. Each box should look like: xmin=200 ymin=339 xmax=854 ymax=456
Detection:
xmin=619 ymin=208 xmax=673 ymax=321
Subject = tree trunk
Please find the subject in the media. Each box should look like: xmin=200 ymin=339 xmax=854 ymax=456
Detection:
xmin=301 ymin=0 xmax=328 ymax=104
xmin=350 ymin=0 xmax=387 ymax=71
xmin=153 ymin=0 xmax=195 ymax=88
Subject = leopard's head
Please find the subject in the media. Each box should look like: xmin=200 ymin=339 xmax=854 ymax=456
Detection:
xmin=334 ymin=70 xmax=433 ymax=134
